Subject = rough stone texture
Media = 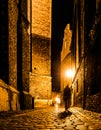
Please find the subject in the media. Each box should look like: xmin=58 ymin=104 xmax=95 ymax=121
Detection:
xmin=32 ymin=0 xmax=51 ymax=38
xmin=34 ymin=99 xmax=52 ymax=107
xmin=0 ymin=83 xmax=9 ymax=111
xmin=69 ymin=0 xmax=101 ymax=112
xmin=61 ymin=24 xmax=72 ymax=61
xmin=20 ymin=91 xmax=33 ymax=109
xmin=0 ymin=0 xmax=20 ymax=112
xmin=73 ymin=60 xmax=84 ymax=107
xmin=0 ymin=0 xmax=33 ymax=111
xmin=18 ymin=0 xmax=33 ymax=109
xmin=8 ymin=0 xmax=18 ymax=89
xmin=83 ymin=1 xmax=101 ymax=112
xmin=21 ymin=12 xmax=30 ymax=92
xmin=30 ymin=35 xmax=51 ymax=99
xmin=0 ymin=79 xmax=20 ymax=111
xmin=30 ymin=73 xmax=52 ymax=100
xmin=29 ymin=35 xmax=52 ymax=103
xmin=32 ymin=35 xmax=51 ymax=75
xmin=30 ymin=0 xmax=52 ymax=104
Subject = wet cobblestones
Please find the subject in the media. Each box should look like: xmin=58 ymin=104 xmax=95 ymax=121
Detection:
xmin=0 ymin=106 xmax=101 ymax=130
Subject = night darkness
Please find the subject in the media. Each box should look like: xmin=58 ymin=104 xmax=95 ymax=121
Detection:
xmin=51 ymin=0 xmax=74 ymax=91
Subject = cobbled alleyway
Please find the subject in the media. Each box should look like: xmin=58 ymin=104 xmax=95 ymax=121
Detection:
xmin=0 ymin=106 xmax=101 ymax=130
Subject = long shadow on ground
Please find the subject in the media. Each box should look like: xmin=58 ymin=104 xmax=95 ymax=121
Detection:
xmin=57 ymin=110 xmax=72 ymax=119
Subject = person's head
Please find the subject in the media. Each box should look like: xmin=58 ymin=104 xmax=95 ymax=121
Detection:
xmin=64 ymin=84 xmax=69 ymax=89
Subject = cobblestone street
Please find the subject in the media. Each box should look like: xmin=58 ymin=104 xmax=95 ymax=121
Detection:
xmin=0 ymin=106 xmax=101 ymax=130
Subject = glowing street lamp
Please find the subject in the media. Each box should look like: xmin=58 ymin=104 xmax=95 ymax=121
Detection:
xmin=64 ymin=69 xmax=75 ymax=107
xmin=65 ymin=69 xmax=75 ymax=78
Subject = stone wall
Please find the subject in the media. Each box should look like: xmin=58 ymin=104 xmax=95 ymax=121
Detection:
xmin=0 ymin=0 xmax=33 ymax=111
xmin=17 ymin=0 xmax=33 ymax=109
xmin=30 ymin=73 xmax=52 ymax=106
xmin=0 ymin=79 xmax=20 ymax=111
xmin=71 ymin=0 xmax=101 ymax=112
xmin=21 ymin=0 xmax=30 ymax=92
xmin=73 ymin=60 xmax=84 ymax=107
xmin=32 ymin=0 xmax=51 ymax=38
xmin=32 ymin=35 xmax=51 ymax=75
xmin=8 ymin=0 xmax=18 ymax=89
xmin=30 ymin=73 xmax=51 ymax=99
xmin=85 ymin=17 xmax=101 ymax=112
xmin=0 ymin=0 xmax=20 ymax=111
xmin=30 ymin=0 xmax=52 ymax=105
xmin=29 ymin=35 xmax=52 ymax=105
xmin=61 ymin=24 xmax=72 ymax=61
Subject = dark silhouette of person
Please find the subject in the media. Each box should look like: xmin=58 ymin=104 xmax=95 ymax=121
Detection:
xmin=63 ymin=84 xmax=71 ymax=111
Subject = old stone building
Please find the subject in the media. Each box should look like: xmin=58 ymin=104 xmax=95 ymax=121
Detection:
xmin=61 ymin=0 xmax=101 ymax=112
xmin=0 ymin=0 xmax=52 ymax=111
xmin=0 ymin=0 xmax=32 ymax=111
xmin=29 ymin=0 xmax=52 ymax=106
xmin=61 ymin=24 xmax=72 ymax=104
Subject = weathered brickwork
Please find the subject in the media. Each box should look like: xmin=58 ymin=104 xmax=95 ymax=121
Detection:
xmin=30 ymin=35 xmax=51 ymax=100
xmin=32 ymin=35 xmax=51 ymax=75
xmin=21 ymin=0 xmax=30 ymax=92
xmin=0 ymin=79 xmax=20 ymax=111
xmin=73 ymin=60 xmax=84 ymax=107
xmin=0 ymin=0 xmax=20 ymax=111
xmin=30 ymin=73 xmax=52 ymax=99
xmin=32 ymin=0 xmax=51 ymax=38
xmin=30 ymin=0 xmax=52 ymax=103
xmin=18 ymin=0 xmax=33 ymax=109
xmin=8 ymin=0 xmax=18 ymax=89
xmin=0 ymin=0 xmax=33 ymax=111
xmin=61 ymin=24 xmax=72 ymax=61
xmin=22 ymin=27 xmax=30 ymax=92
xmin=0 ymin=0 xmax=21 ymax=111
xmin=85 ymin=27 xmax=101 ymax=112
xmin=69 ymin=0 xmax=101 ymax=112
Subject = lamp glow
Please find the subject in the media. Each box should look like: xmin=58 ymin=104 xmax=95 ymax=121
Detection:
xmin=65 ymin=69 xmax=75 ymax=78
xmin=55 ymin=97 xmax=60 ymax=104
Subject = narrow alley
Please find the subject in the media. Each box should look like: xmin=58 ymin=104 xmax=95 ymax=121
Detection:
xmin=0 ymin=106 xmax=101 ymax=130
xmin=0 ymin=0 xmax=101 ymax=130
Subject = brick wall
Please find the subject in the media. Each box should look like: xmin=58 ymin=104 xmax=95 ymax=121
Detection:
xmin=30 ymin=73 xmax=52 ymax=99
xmin=30 ymin=35 xmax=51 ymax=100
xmin=8 ymin=0 xmax=18 ymax=89
xmin=32 ymin=35 xmax=51 ymax=75
xmin=29 ymin=0 xmax=52 ymax=103
xmin=0 ymin=0 xmax=33 ymax=111
xmin=32 ymin=0 xmax=51 ymax=38
xmin=21 ymin=0 xmax=30 ymax=92
xmin=73 ymin=60 xmax=84 ymax=107
xmin=71 ymin=0 xmax=101 ymax=112
xmin=0 ymin=79 xmax=20 ymax=111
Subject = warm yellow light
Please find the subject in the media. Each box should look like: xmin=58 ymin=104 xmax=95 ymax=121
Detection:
xmin=55 ymin=97 xmax=60 ymax=104
xmin=65 ymin=69 xmax=75 ymax=78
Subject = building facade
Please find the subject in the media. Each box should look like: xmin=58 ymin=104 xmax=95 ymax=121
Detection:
xmin=0 ymin=0 xmax=52 ymax=111
xmin=29 ymin=0 xmax=52 ymax=106
xmin=61 ymin=24 xmax=72 ymax=105
xmin=0 ymin=0 xmax=33 ymax=111
xmin=61 ymin=0 xmax=101 ymax=112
